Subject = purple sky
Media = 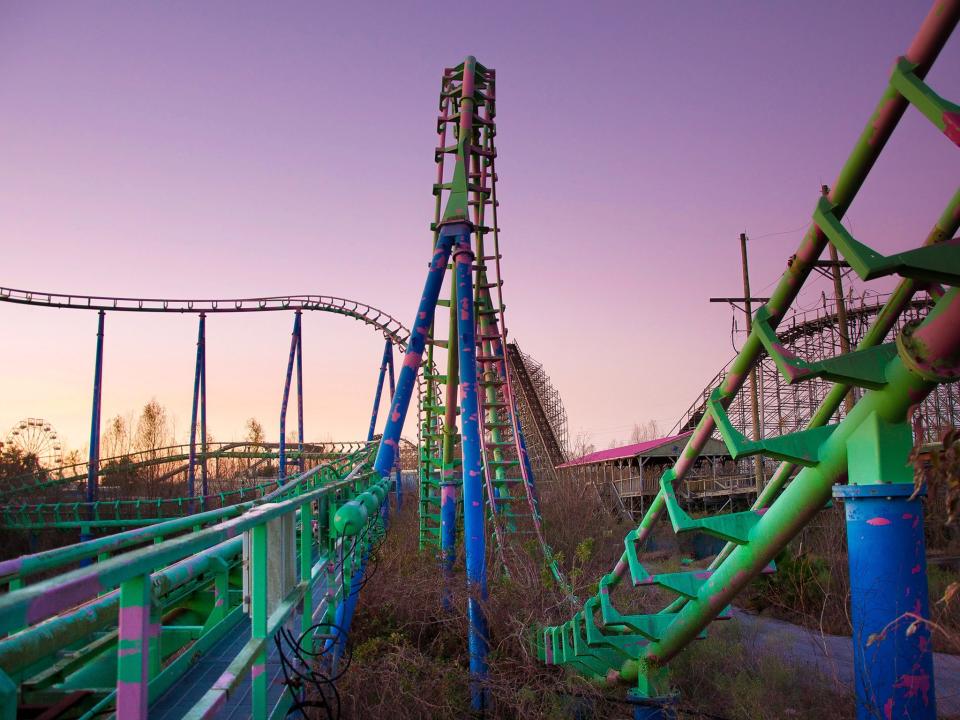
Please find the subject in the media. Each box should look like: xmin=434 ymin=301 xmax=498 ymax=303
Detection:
xmin=1 ymin=2 xmax=957 ymax=454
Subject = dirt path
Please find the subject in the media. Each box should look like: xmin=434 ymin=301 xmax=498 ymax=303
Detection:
xmin=731 ymin=608 xmax=960 ymax=718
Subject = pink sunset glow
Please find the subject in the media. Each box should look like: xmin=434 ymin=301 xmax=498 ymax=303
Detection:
xmin=0 ymin=2 xmax=957 ymax=453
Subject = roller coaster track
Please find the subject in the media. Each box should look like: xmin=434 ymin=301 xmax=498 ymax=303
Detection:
xmin=0 ymin=287 xmax=409 ymax=347
xmin=506 ymin=343 xmax=567 ymax=472
xmin=0 ymin=11 xmax=957 ymax=716
xmin=672 ymin=294 xmax=959 ymax=444
xmin=0 ymin=446 xmax=387 ymax=718
xmin=539 ymin=7 xmax=960 ymax=719
xmin=0 ymin=440 xmax=369 ymax=500
xmin=0 ymin=442 xmax=377 ymax=529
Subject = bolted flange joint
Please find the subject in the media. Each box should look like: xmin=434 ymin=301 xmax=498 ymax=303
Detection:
xmin=897 ymin=317 xmax=960 ymax=383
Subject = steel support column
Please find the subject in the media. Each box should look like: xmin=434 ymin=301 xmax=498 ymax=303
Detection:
xmin=188 ymin=313 xmax=205 ymax=511
xmin=627 ymin=691 xmax=676 ymax=720
xmin=387 ymin=343 xmax=402 ymax=508
xmin=454 ymin=233 xmax=489 ymax=711
xmin=279 ymin=311 xmax=302 ymax=484
xmin=200 ymin=315 xmax=208 ymax=498
xmin=373 ymin=229 xmax=457 ymax=478
xmin=366 ymin=339 xmax=391 ymax=442
xmin=83 ymin=310 xmax=105 ymax=545
xmin=296 ymin=316 xmax=305 ymax=474
xmin=834 ymin=482 xmax=935 ymax=720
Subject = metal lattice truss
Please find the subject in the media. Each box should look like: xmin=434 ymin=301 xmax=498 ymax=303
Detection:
xmin=506 ymin=342 xmax=569 ymax=479
xmin=674 ymin=292 xmax=960 ymax=456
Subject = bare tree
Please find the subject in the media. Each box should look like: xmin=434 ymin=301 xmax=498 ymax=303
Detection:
xmin=101 ymin=415 xmax=131 ymax=459
xmin=245 ymin=418 xmax=265 ymax=445
xmin=630 ymin=419 xmax=662 ymax=444
xmin=135 ymin=399 xmax=171 ymax=455
xmin=570 ymin=431 xmax=595 ymax=459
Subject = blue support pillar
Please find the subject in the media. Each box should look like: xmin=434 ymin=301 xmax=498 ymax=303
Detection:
xmin=82 ymin=310 xmax=105 ymax=545
xmin=368 ymin=340 xmax=393 ymax=525
xmin=440 ymin=478 xmax=457 ymax=609
xmin=453 ymin=230 xmax=489 ymax=712
xmin=386 ymin=344 xmax=402 ymax=508
xmin=296 ymin=315 xmax=305 ymax=474
xmin=626 ymin=692 xmax=676 ymax=720
xmin=373 ymin=227 xmax=457 ymax=478
xmin=332 ymin=544 xmax=368 ymax=670
xmin=834 ymin=482 xmax=936 ymax=720
xmin=187 ymin=313 xmax=205 ymax=511
xmin=200 ymin=317 xmax=208 ymax=498
xmin=367 ymin=340 xmax=391 ymax=442
xmin=279 ymin=311 xmax=302 ymax=484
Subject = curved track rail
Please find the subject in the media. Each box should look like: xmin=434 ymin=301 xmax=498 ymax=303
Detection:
xmin=0 ymin=441 xmax=377 ymax=529
xmin=0 ymin=440 xmax=369 ymax=500
xmin=673 ymin=293 xmax=958 ymax=444
xmin=0 ymin=448 xmax=386 ymax=718
xmin=0 ymin=286 xmax=410 ymax=347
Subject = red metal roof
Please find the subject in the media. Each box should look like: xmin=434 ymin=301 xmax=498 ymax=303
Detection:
xmin=557 ymin=431 xmax=695 ymax=468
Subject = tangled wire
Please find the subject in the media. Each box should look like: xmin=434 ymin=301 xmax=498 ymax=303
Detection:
xmin=275 ymin=517 xmax=386 ymax=719
xmin=275 ymin=620 xmax=352 ymax=719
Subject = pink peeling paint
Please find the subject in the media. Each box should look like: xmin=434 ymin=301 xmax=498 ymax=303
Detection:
xmin=893 ymin=670 xmax=931 ymax=705
xmin=944 ymin=111 xmax=960 ymax=146
xmin=867 ymin=517 xmax=892 ymax=526
xmin=27 ymin=573 xmax=102 ymax=625
xmin=117 ymin=680 xmax=149 ymax=718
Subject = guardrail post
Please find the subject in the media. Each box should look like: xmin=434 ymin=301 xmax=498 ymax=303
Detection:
xmin=116 ymin=573 xmax=152 ymax=719
xmin=210 ymin=558 xmax=230 ymax=626
xmin=250 ymin=521 xmax=269 ymax=719
xmin=300 ymin=498 xmax=314 ymax=637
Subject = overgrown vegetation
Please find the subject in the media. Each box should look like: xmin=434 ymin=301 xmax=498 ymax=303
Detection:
xmin=741 ymin=429 xmax=960 ymax=654
xmin=672 ymin=622 xmax=853 ymax=720
xmin=335 ymin=478 xmax=854 ymax=719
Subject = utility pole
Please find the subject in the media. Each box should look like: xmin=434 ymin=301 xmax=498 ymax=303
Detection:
xmin=709 ymin=235 xmax=769 ymax=493
xmin=739 ymin=233 xmax=765 ymax=492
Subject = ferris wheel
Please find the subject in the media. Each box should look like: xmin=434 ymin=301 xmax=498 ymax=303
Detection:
xmin=3 ymin=418 xmax=64 ymax=467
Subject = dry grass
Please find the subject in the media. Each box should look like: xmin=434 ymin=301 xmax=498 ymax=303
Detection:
xmin=741 ymin=499 xmax=960 ymax=654
xmin=332 ymin=479 xmax=860 ymax=719
xmin=336 ymin=493 xmax=624 ymax=719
